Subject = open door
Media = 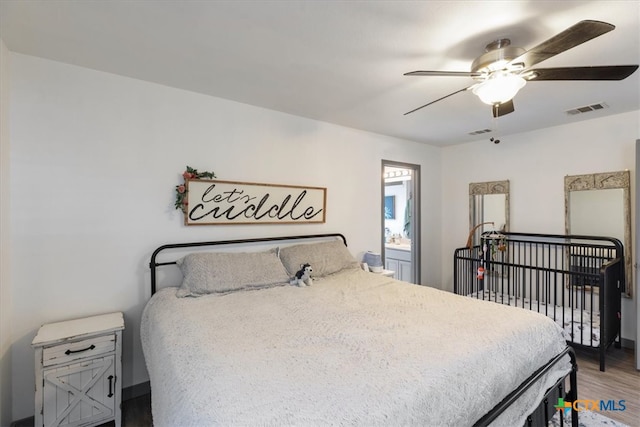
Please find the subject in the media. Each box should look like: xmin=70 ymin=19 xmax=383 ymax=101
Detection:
xmin=381 ymin=161 xmax=421 ymax=284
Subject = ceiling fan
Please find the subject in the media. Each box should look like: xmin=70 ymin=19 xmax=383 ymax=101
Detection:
xmin=404 ymin=20 xmax=639 ymax=118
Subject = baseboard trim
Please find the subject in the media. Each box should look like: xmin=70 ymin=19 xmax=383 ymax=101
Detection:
xmin=621 ymin=338 xmax=635 ymax=349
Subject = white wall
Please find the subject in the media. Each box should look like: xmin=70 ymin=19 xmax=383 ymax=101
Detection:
xmin=8 ymin=53 xmax=442 ymax=420
xmin=441 ymin=111 xmax=639 ymax=342
xmin=0 ymin=38 xmax=13 ymax=427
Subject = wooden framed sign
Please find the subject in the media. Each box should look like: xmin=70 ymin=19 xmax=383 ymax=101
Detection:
xmin=184 ymin=179 xmax=326 ymax=225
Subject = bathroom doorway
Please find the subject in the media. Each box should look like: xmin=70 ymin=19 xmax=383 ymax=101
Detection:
xmin=381 ymin=161 xmax=421 ymax=284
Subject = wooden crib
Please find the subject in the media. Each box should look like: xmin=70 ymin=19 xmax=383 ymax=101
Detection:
xmin=454 ymin=231 xmax=624 ymax=371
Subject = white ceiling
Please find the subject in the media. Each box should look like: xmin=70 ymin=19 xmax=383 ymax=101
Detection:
xmin=1 ymin=0 xmax=639 ymax=146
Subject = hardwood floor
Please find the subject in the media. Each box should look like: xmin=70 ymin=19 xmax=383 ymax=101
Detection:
xmin=115 ymin=347 xmax=638 ymax=427
xmin=121 ymin=393 xmax=152 ymax=427
xmin=573 ymin=346 xmax=639 ymax=426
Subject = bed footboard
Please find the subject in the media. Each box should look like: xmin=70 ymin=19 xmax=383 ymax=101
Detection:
xmin=454 ymin=232 xmax=624 ymax=372
xmin=475 ymin=346 xmax=578 ymax=427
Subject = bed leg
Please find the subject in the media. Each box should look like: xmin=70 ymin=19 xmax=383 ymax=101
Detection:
xmin=558 ymin=384 xmax=564 ymax=427
xmin=568 ymin=349 xmax=579 ymax=427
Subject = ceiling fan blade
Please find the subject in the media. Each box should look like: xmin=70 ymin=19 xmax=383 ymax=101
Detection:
xmin=404 ymin=70 xmax=480 ymax=78
xmin=525 ymin=65 xmax=639 ymax=81
xmin=492 ymin=99 xmax=515 ymax=118
xmin=510 ymin=20 xmax=615 ymax=69
xmin=404 ymin=87 xmax=470 ymax=116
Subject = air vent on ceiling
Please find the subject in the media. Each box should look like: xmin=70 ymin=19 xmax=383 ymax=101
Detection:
xmin=565 ymin=102 xmax=609 ymax=116
xmin=468 ymin=128 xmax=493 ymax=136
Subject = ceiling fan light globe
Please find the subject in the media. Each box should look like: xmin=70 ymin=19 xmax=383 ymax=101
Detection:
xmin=473 ymin=73 xmax=526 ymax=105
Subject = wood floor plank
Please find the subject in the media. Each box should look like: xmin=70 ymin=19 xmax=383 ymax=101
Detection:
xmin=573 ymin=346 xmax=639 ymax=426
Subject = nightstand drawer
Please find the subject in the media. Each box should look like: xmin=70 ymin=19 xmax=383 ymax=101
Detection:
xmin=43 ymin=334 xmax=116 ymax=367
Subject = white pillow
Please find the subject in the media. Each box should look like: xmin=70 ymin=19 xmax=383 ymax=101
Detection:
xmin=176 ymin=248 xmax=290 ymax=297
xmin=278 ymin=240 xmax=359 ymax=277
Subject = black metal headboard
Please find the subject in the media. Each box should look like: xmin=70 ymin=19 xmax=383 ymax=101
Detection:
xmin=149 ymin=233 xmax=348 ymax=295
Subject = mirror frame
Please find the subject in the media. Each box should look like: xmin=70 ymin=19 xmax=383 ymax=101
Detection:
xmin=564 ymin=170 xmax=632 ymax=298
xmin=469 ymin=180 xmax=510 ymax=246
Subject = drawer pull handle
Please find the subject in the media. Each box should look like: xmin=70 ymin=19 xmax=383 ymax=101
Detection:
xmin=108 ymin=375 xmax=114 ymax=397
xmin=64 ymin=344 xmax=95 ymax=355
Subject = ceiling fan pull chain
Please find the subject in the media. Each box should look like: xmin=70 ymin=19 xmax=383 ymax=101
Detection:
xmin=491 ymin=115 xmax=501 ymax=145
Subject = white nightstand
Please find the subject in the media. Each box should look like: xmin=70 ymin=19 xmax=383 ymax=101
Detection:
xmin=32 ymin=312 xmax=125 ymax=427
xmin=380 ymin=269 xmax=395 ymax=277
xmin=362 ymin=263 xmax=395 ymax=278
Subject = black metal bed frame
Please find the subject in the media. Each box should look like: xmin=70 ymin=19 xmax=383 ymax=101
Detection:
xmin=454 ymin=231 xmax=624 ymax=372
xmin=149 ymin=233 xmax=348 ymax=295
xmin=149 ymin=233 xmax=578 ymax=427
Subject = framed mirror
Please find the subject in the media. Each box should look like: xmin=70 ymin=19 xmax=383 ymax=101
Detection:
xmin=469 ymin=180 xmax=510 ymax=248
xmin=565 ymin=170 xmax=632 ymax=297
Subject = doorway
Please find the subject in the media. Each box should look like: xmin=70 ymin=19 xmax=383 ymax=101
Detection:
xmin=381 ymin=160 xmax=421 ymax=284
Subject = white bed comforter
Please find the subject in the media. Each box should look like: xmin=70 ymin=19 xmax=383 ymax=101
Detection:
xmin=141 ymin=268 xmax=571 ymax=427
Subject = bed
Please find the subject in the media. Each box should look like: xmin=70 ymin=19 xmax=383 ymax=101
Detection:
xmin=454 ymin=231 xmax=624 ymax=372
xmin=143 ymin=233 xmax=577 ymax=426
